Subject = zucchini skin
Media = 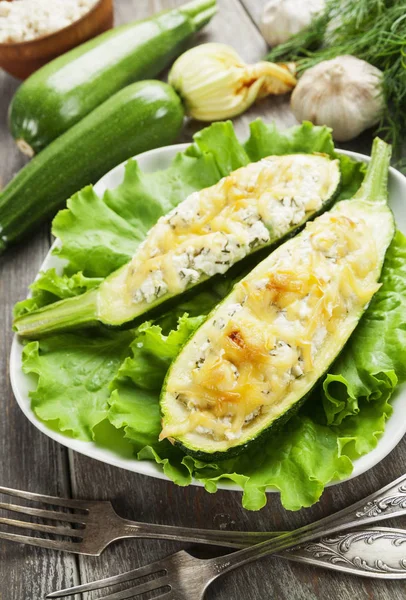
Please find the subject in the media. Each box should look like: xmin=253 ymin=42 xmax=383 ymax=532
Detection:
xmin=0 ymin=81 xmax=184 ymax=253
xmin=174 ymin=394 xmax=309 ymax=462
xmin=159 ymin=140 xmax=395 ymax=462
xmin=13 ymin=163 xmax=341 ymax=338
xmin=9 ymin=0 xmax=216 ymax=154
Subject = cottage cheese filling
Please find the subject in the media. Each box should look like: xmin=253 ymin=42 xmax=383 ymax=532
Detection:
xmin=161 ymin=212 xmax=381 ymax=443
xmin=127 ymin=154 xmax=339 ymax=306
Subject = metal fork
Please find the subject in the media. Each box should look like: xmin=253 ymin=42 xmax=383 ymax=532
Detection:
xmin=48 ymin=473 xmax=406 ymax=599
xmin=0 ymin=484 xmax=274 ymax=554
xmin=2 ymin=483 xmax=406 ymax=583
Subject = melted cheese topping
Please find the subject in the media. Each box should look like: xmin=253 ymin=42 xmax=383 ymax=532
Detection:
xmin=125 ymin=154 xmax=338 ymax=306
xmin=161 ymin=212 xmax=381 ymax=443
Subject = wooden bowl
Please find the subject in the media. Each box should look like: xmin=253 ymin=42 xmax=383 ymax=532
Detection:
xmin=0 ymin=0 xmax=114 ymax=80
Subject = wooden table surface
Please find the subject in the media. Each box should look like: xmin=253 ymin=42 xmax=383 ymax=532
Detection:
xmin=1 ymin=1 xmax=405 ymax=599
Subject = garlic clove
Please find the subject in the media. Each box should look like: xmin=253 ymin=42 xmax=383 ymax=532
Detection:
xmin=260 ymin=0 xmax=326 ymax=47
xmin=169 ymin=43 xmax=297 ymax=122
xmin=291 ymin=55 xmax=384 ymax=142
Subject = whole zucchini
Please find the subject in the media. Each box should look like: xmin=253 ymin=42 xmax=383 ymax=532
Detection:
xmin=0 ymin=81 xmax=184 ymax=253
xmin=160 ymin=138 xmax=395 ymax=460
xmin=9 ymin=0 xmax=216 ymax=156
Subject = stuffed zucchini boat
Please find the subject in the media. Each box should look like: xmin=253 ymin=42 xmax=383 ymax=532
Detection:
xmin=160 ymin=138 xmax=395 ymax=460
xmin=14 ymin=153 xmax=340 ymax=338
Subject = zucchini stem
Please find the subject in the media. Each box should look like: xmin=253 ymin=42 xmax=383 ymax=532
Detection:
xmin=191 ymin=6 xmax=217 ymax=29
xmin=180 ymin=0 xmax=217 ymax=29
xmin=354 ymin=137 xmax=391 ymax=204
xmin=14 ymin=289 xmax=99 ymax=339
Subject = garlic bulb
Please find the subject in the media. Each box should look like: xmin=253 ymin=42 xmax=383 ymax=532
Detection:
xmin=260 ymin=0 xmax=325 ymax=47
xmin=168 ymin=43 xmax=296 ymax=122
xmin=291 ymin=56 xmax=384 ymax=142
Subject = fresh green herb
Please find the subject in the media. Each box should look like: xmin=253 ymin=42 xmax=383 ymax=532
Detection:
xmin=266 ymin=0 xmax=406 ymax=165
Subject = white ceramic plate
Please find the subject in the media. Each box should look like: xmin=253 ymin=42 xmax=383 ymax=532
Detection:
xmin=10 ymin=144 xmax=406 ymax=492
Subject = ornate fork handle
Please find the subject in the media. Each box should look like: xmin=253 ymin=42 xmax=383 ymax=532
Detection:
xmin=119 ymin=476 xmax=406 ymax=550
xmin=117 ymin=521 xmax=406 ymax=578
xmin=285 ymin=527 xmax=406 ymax=578
xmin=211 ymin=473 xmax=406 ymax=575
xmin=127 ymin=524 xmax=406 ymax=577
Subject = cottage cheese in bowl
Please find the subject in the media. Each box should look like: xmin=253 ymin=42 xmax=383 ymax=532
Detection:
xmin=0 ymin=0 xmax=99 ymax=43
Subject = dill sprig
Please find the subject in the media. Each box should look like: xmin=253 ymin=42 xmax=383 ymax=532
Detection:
xmin=267 ymin=0 xmax=406 ymax=165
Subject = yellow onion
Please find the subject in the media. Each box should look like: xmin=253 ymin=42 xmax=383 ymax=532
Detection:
xmin=168 ymin=43 xmax=296 ymax=121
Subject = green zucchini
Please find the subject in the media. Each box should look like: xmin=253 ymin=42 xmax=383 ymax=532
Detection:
xmin=14 ymin=153 xmax=341 ymax=338
xmin=0 ymin=81 xmax=184 ymax=253
xmin=159 ymin=138 xmax=395 ymax=461
xmin=9 ymin=0 xmax=216 ymax=156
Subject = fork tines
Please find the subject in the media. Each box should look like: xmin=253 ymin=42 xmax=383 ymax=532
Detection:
xmin=0 ymin=485 xmax=89 ymax=509
xmin=47 ymin=554 xmax=173 ymax=599
xmin=0 ymin=485 xmax=89 ymax=553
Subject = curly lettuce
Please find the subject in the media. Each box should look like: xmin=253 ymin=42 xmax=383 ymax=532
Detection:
xmin=19 ymin=120 xmax=406 ymax=511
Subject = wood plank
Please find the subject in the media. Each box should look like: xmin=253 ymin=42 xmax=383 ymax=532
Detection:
xmin=0 ymin=74 xmax=80 ymax=597
xmin=240 ymin=0 xmax=263 ymax=29
xmin=68 ymin=2 xmax=405 ymax=600
xmin=0 ymin=1 xmax=403 ymax=599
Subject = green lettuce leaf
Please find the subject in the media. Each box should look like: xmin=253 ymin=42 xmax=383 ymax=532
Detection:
xmin=323 ymin=231 xmax=406 ymax=427
xmin=18 ymin=119 xmax=404 ymax=512
xmin=194 ymin=417 xmax=353 ymax=511
xmin=244 ymin=119 xmax=366 ymax=202
xmin=245 ymin=119 xmax=336 ymax=161
xmin=14 ymin=269 xmax=102 ymax=318
xmin=334 ymin=395 xmax=393 ymax=461
xmin=117 ymin=313 xmax=205 ymax=391
xmin=108 ymin=314 xmax=204 ymax=451
xmin=22 ymin=331 xmax=132 ymax=440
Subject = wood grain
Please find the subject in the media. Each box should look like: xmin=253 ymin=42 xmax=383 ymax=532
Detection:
xmin=0 ymin=75 xmax=80 ymax=598
xmin=239 ymin=0 xmax=263 ymax=28
xmin=0 ymin=1 xmax=405 ymax=599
